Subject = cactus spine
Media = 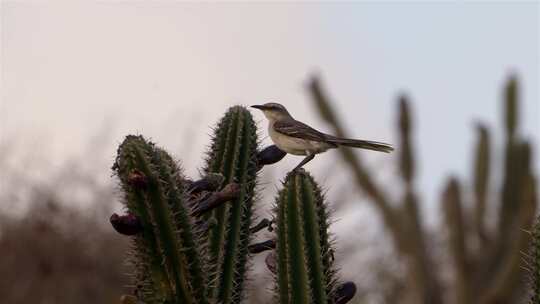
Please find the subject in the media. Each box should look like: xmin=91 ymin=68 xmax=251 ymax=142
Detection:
xmin=203 ymin=105 xmax=259 ymax=303
xmin=273 ymin=169 xmax=336 ymax=304
xmin=113 ymin=135 xmax=207 ymax=304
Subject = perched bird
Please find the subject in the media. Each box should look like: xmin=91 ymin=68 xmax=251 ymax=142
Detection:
xmin=251 ymin=102 xmax=393 ymax=171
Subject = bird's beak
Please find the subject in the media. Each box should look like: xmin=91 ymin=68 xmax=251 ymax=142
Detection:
xmin=251 ymin=105 xmax=266 ymax=110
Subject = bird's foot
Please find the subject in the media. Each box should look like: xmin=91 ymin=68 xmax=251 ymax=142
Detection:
xmin=291 ymin=154 xmax=315 ymax=173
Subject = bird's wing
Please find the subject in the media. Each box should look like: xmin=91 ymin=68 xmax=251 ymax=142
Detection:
xmin=273 ymin=119 xmax=327 ymax=142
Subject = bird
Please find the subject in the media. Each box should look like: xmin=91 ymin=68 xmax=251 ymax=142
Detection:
xmin=251 ymin=102 xmax=393 ymax=171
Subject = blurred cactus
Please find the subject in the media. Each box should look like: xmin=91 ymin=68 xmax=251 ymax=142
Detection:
xmin=527 ymin=216 xmax=540 ymax=304
xmin=476 ymin=77 xmax=536 ymax=304
xmin=442 ymin=178 xmax=469 ymax=304
xmin=309 ymin=75 xmax=537 ymax=304
xmin=271 ymin=169 xmax=352 ymax=304
xmin=473 ymin=123 xmax=490 ymax=245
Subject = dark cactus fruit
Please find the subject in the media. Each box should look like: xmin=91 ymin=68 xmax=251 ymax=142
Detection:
xmin=334 ymin=282 xmax=357 ymax=304
xmin=257 ymin=145 xmax=287 ymax=170
xmin=202 ymin=105 xmax=260 ymax=303
xmin=113 ymin=135 xmax=208 ymax=304
xmin=110 ymin=213 xmax=143 ymax=236
xmin=273 ymin=169 xmax=345 ymax=304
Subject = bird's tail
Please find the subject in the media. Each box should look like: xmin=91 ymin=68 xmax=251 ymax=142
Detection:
xmin=326 ymin=137 xmax=394 ymax=153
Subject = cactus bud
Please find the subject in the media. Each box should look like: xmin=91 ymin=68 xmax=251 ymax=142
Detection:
xmin=110 ymin=213 xmax=143 ymax=235
xmin=257 ymin=145 xmax=287 ymax=169
xmin=334 ymin=282 xmax=357 ymax=304
xmin=127 ymin=169 xmax=147 ymax=189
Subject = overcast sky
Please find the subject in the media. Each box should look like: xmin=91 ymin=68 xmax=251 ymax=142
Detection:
xmin=2 ymin=2 xmax=538 ymax=221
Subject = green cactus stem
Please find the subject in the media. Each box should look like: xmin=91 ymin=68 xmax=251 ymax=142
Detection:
xmin=203 ymin=105 xmax=260 ymax=303
xmin=113 ymin=135 xmax=208 ymax=304
xmin=273 ymin=169 xmax=338 ymax=304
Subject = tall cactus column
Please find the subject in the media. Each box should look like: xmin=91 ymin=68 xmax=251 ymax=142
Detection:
xmin=113 ymin=135 xmax=208 ymax=304
xmin=203 ymin=106 xmax=259 ymax=303
xmin=273 ymin=170 xmax=340 ymax=304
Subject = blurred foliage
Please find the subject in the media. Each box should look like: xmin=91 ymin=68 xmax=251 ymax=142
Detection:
xmin=0 ymin=190 xmax=129 ymax=303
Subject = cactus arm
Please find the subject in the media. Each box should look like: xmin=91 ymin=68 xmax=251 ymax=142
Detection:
xmin=114 ymin=135 xmax=208 ymax=304
xmin=273 ymin=170 xmax=342 ymax=304
xmin=218 ymin=111 xmax=249 ymax=302
xmin=285 ymin=174 xmax=311 ymax=304
xmin=275 ymin=188 xmax=290 ymax=304
xmin=443 ymin=178 xmax=470 ymax=304
xmin=206 ymin=110 xmax=239 ymax=295
xmin=203 ymin=106 xmax=260 ymax=303
xmin=154 ymin=149 xmax=208 ymax=304
xmin=473 ymin=124 xmax=490 ymax=245
xmin=132 ymin=145 xmax=192 ymax=304
xmin=115 ymin=136 xmax=174 ymax=302
xmin=222 ymin=112 xmax=259 ymax=303
xmin=299 ymin=176 xmax=328 ymax=303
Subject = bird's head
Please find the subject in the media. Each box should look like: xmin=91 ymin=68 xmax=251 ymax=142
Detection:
xmin=251 ymin=102 xmax=291 ymax=121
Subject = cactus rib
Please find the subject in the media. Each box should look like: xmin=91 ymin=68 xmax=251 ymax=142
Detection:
xmin=203 ymin=106 xmax=259 ymax=303
xmin=274 ymin=170 xmax=338 ymax=304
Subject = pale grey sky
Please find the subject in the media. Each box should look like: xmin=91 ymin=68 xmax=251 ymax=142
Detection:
xmin=1 ymin=2 xmax=538 ymax=221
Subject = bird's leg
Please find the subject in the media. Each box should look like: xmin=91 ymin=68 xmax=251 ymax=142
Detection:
xmin=293 ymin=154 xmax=315 ymax=171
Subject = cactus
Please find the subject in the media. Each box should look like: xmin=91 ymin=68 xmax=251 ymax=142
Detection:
xmin=309 ymin=74 xmax=537 ymax=303
xmin=528 ymin=215 xmax=540 ymax=304
xmin=442 ymin=178 xmax=470 ymax=304
xmin=473 ymin=123 xmax=490 ymax=245
xmin=202 ymin=105 xmax=260 ymax=303
xmin=272 ymin=169 xmax=340 ymax=304
xmin=110 ymin=106 xmax=300 ymax=304
xmin=105 ymin=72 xmax=536 ymax=304
xmin=113 ymin=135 xmax=208 ymax=304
